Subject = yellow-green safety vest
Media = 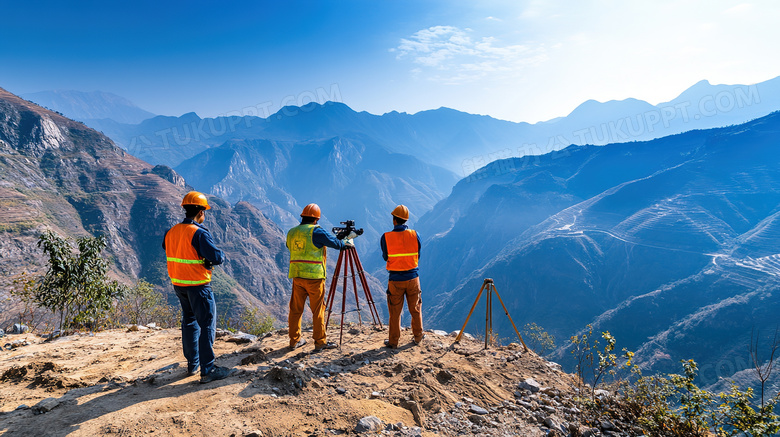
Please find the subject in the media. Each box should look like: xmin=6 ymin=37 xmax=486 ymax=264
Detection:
xmin=286 ymin=224 xmax=326 ymax=279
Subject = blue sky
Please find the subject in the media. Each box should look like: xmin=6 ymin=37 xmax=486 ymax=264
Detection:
xmin=1 ymin=0 xmax=779 ymax=123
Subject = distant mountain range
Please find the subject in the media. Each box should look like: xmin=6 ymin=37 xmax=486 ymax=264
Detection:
xmin=174 ymin=135 xmax=458 ymax=266
xmin=417 ymin=111 xmax=780 ymax=390
xmin=62 ymin=75 xmax=780 ymax=179
xmin=0 ymin=87 xmax=291 ymax=319
xmin=21 ymin=90 xmax=156 ymax=124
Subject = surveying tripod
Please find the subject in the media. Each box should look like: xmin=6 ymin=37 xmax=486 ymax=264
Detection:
xmin=454 ymin=278 xmax=528 ymax=351
xmin=325 ymin=245 xmax=383 ymax=345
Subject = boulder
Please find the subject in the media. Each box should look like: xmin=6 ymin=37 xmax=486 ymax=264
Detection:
xmin=33 ymin=397 xmax=60 ymax=414
xmin=449 ymin=330 xmax=475 ymax=340
xmin=226 ymin=332 xmax=257 ymax=344
xmin=355 ymin=416 xmax=382 ymax=433
xmin=469 ymin=404 xmax=489 ymax=415
xmin=12 ymin=324 xmax=28 ymax=334
xmin=518 ymin=378 xmax=542 ymax=393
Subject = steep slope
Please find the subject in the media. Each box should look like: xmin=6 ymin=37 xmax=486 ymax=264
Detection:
xmin=420 ymin=112 xmax=780 ymax=385
xmin=0 ymin=87 xmax=290 ymax=319
xmin=174 ymin=135 xmax=459 ymax=270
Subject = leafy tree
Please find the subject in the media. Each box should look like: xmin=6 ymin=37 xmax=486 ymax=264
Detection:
xmin=35 ymin=230 xmax=126 ymax=331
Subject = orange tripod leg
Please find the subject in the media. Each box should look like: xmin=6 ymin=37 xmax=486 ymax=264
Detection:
xmin=454 ymin=279 xmax=488 ymax=343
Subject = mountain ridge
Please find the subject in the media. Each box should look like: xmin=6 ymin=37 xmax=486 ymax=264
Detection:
xmin=419 ymin=111 xmax=780 ymax=387
xmin=0 ymin=86 xmax=292 ymax=320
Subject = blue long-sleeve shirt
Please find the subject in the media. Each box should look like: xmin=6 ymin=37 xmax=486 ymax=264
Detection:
xmin=380 ymin=224 xmax=421 ymax=281
xmin=312 ymin=226 xmax=346 ymax=251
xmin=162 ymin=218 xmax=224 ymax=265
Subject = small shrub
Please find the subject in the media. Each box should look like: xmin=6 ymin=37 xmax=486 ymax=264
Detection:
xmin=8 ymin=272 xmax=50 ymax=332
xmin=715 ymin=383 xmax=780 ymax=436
xmin=522 ymin=322 xmax=556 ymax=355
xmin=237 ymin=306 xmax=274 ymax=336
xmin=110 ymin=279 xmax=180 ymax=328
xmin=218 ymin=305 xmax=275 ymax=336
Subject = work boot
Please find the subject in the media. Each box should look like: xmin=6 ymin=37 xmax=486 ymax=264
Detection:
xmin=186 ymin=364 xmax=199 ymax=377
xmin=413 ymin=334 xmax=426 ymax=346
xmin=313 ymin=342 xmax=338 ymax=352
xmin=200 ymin=366 xmax=233 ymax=384
xmin=384 ymin=339 xmax=396 ymax=349
xmin=289 ymin=339 xmax=307 ymax=350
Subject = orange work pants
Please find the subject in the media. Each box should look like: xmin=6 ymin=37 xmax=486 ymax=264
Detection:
xmin=288 ymin=277 xmax=327 ymax=347
xmin=386 ymin=277 xmax=423 ymax=346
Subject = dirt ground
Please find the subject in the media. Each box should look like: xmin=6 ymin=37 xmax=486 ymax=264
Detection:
xmin=0 ymin=324 xmax=578 ymax=436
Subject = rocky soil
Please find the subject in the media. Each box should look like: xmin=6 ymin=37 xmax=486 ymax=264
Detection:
xmin=0 ymin=324 xmax=627 ymax=437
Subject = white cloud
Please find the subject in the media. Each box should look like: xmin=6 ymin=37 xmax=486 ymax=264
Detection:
xmin=393 ymin=26 xmax=547 ymax=84
xmin=724 ymin=3 xmax=753 ymax=14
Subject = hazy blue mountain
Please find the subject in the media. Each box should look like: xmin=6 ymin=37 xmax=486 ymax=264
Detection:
xmin=87 ymin=101 xmax=532 ymax=174
xmin=174 ymin=135 xmax=459 ymax=268
xmin=21 ymin=90 xmax=156 ymax=124
xmin=418 ymin=112 xmax=780 ymax=386
xmin=86 ymin=76 xmax=780 ymax=181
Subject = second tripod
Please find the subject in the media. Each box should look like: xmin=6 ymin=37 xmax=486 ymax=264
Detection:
xmin=455 ymin=278 xmax=528 ymax=351
xmin=325 ymin=245 xmax=383 ymax=345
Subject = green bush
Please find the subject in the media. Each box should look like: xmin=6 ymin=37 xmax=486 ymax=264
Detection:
xmin=34 ymin=230 xmax=126 ymax=331
xmin=571 ymin=328 xmax=780 ymax=436
xmin=715 ymin=383 xmax=780 ymax=436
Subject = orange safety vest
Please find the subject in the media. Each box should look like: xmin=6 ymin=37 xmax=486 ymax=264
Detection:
xmin=384 ymin=229 xmax=419 ymax=271
xmin=165 ymin=223 xmax=211 ymax=286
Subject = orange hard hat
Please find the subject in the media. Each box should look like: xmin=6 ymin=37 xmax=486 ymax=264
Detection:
xmin=391 ymin=205 xmax=409 ymax=221
xmin=301 ymin=203 xmax=321 ymax=219
xmin=181 ymin=191 xmax=211 ymax=210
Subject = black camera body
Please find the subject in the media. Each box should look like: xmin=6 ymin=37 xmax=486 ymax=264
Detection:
xmin=332 ymin=220 xmax=364 ymax=240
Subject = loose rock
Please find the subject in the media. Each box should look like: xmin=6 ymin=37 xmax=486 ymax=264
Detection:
xmin=469 ymin=404 xmax=489 ymax=415
xmin=518 ymin=378 xmax=542 ymax=393
xmin=33 ymin=397 xmax=60 ymax=414
xmin=355 ymin=415 xmax=382 ymax=433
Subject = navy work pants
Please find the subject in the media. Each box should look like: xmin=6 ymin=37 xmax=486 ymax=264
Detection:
xmin=174 ymin=284 xmax=216 ymax=376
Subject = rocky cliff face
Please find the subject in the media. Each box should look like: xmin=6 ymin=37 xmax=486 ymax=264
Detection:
xmin=0 ymin=87 xmax=291 ymax=318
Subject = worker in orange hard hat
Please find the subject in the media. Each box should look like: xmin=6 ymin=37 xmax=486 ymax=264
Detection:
xmin=286 ymin=203 xmax=352 ymax=352
xmin=380 ymin=204 xmax=424 ymax=348
xmin=162 ymin=191 xmax=233 ymax=383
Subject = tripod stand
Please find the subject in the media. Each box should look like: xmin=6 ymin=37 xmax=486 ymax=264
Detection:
xmin=454 ymin=278 xmax=528 ymax=351
xmin=325 ymin=245 xmax=383 ymax=345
